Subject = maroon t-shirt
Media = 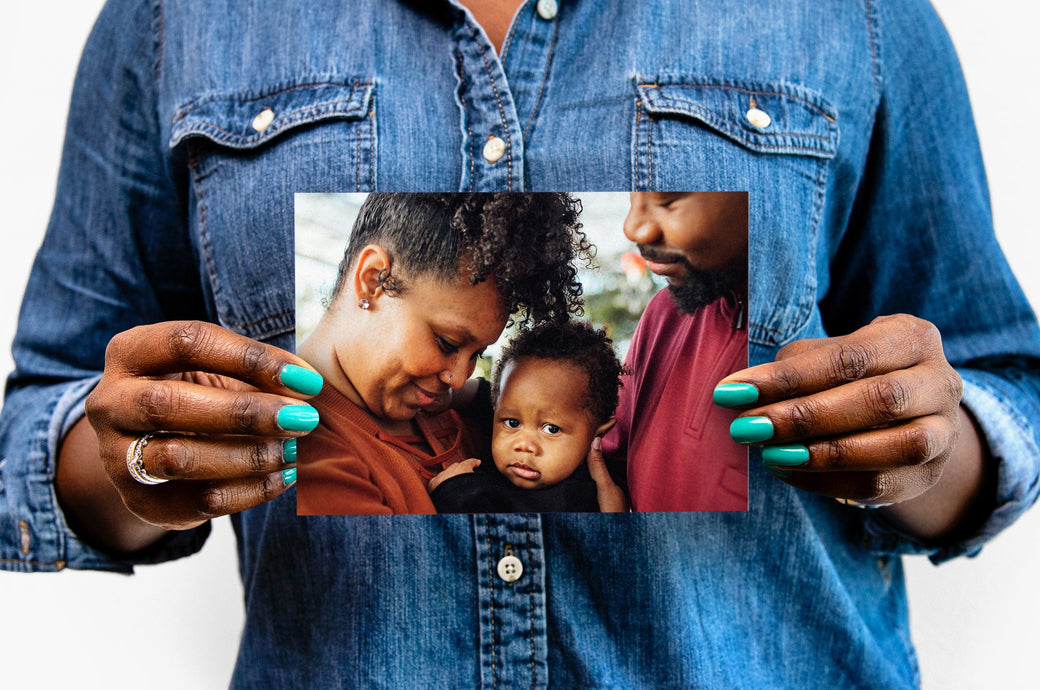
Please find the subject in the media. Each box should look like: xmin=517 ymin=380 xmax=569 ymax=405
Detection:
xmin=603 ymin=289 xmax=748 ymax=511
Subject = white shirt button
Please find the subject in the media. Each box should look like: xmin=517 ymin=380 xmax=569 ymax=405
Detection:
xmin=537 ymin=0 xmax=558 ymax=21
xmin=483 ymin=136 xmax=506 ymax=163
xmin=745 ymin=107 xmax=771 ymax=129
xmin=252 ymin=108 xmax=275 ymax=132
xmin=496 ymin=554 xmax=523 ymax=583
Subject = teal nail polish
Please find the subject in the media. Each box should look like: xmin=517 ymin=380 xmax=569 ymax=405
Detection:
xmin=765 ymin=465 xmax=790 ymax=478
xmin=282 ymin=438 xmax=297 ymax=464
xmin=278 ymin=405 xmax=320 ymax=432
xmin=713 ymin=382 xmax=759 ymax=407
xmin=762 ymin=444 xmax=809 ymax=466
xmin=281 ymin=364 xmax=324 ymax=396
xmin=282 ymin=467 xmax=297 ymax=486
xmin=729 ymin=416 xmax=773 ymax=444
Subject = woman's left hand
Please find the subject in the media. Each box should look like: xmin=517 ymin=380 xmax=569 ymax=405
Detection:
xmin=715 ymin=314 xmax=965 ymax=506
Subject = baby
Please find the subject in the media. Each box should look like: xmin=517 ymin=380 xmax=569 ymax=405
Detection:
xmin=429 ymin=320 xmax=625 ymax=513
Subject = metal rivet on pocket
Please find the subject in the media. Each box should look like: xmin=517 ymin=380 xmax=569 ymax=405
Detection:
xmin=252 ymin=108 xmax=275 ymax=132
xmin=746 ymin=108 xmax=772 ymax=129
xmin=19 ymin=520 xmax=30 ymax=555
xmin=537 ymin=0 xmax=558 ymax=20
xmin=483 ymin=136 xmax=506 ymax=163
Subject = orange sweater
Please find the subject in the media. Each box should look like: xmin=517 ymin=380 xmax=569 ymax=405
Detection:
xmin=296 ymin=386 xmax=480 ymax=515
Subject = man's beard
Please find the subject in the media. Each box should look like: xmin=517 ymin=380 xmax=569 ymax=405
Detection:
xmin=666 ymin=257 xmax=747 ymax=315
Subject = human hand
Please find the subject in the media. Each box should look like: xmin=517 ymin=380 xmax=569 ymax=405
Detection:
xmin=84 ymin=320 xmax=324 ymax=530
xmin=587 ymin=436 xmax=627 ymax=512
xmin=714 ymin=314 xmax=963 ymax=506
xmin=428 ymin=457 xmax=481 ymax=492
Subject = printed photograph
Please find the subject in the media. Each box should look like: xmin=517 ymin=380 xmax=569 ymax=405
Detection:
xmin=295 ymin=192 xmax=749 ymax=514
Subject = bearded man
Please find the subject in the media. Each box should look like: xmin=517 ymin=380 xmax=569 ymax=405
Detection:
xmin=603 ymin=192 xmax=750 ymax=511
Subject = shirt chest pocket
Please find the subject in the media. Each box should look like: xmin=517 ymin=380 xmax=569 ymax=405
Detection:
xmin=633 ymin=77 xmax=838 ymax=348
xmin=168 ymin=78 xmax=375 ymax=341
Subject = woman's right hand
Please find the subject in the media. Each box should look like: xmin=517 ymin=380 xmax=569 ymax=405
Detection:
xmin=74 ymin=321 xmax=323 ymax=537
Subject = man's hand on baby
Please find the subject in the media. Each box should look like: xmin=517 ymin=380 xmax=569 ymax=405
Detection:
xmin=587 ymin=437 xmax=627 ymax=512
xmin=84 ymin=320 xmax=323 ymax=530
xmin=428 ymin=458 xmax=481 ymax=492
xmin=714 ymin=314 xmax=963 ymax=506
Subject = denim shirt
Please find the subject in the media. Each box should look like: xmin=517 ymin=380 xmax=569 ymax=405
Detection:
xmin=3 ymin=0 xmax=1039 ymax=687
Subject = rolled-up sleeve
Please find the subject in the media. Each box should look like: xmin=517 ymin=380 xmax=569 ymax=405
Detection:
xmin=0 ymin=0 xmax=210 ymax=573
xmin=863 ymin=368 xmax=1040 ymax=564
xmin=833 ymin=0 xmax=1040 ymax=563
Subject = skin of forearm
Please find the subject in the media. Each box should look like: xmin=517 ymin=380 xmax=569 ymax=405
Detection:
xmin=877 ymin=406 xmax=996 ymax=543
xmin=55 ymin=417 xmax=170 ymax=554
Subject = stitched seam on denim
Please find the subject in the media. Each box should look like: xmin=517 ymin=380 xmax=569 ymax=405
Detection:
xmin=0 ymin=558 xmax=66 ymax=568
xmin=187 ymin=143 xmax=222 ymax=320
xmin=172 ymin=81 xmax=370 ymax=122
xmin=864 ymin=0 xmax=881 ymax=100
xmin=522 ymin=11 xmax=560 ymax=143
xmin=648 ymin=100 xmax=655 ymax=190
xmin=525 ymin=516 xmax=536 ymax=689
xmin=638 ymin=82 xmax=835 ymax=121
xmin=182 ymin=147 xmax=293 ymax=340
xmin=484 ymin=514 xmax=498 ymax=686
xmin=652 ymin=107 xmax=834 ymax=141
xmin=641 ymin=103 xmax=836 ymax=156
xmin=634 ymin=97 xmax=641 ymax=188
xmin=634 ymin=97 xmax=649 ymax=191
xmin=235 ymin=310 xmax=294 ymax=332
xmin=645 ymin=93 xmax=836 ymax=145
xmin=498 ymin=2 xmax=519 ymax=62
xmin=754 ymin=155 xmax=829 ymax=347
xmin=457 ymin=50 xmax=476 ymax=192
xmin=355 ymin=107 xmax=362 ymax=192
xmin=476 ymin=41 xmax=514 ymax=190
xmin=368 ymin=105 xmax=375 ymax=189
xmin=176 ymin=99 xmax=369 ymax=146
xmin=153 ymin=0 xmax=163 ymax=83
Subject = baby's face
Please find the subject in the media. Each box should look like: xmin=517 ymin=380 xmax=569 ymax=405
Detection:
xmin=492 ymin=357 xmax=599 ymax=490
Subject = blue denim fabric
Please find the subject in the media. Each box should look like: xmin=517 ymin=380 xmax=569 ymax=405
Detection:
xmin=2 ymin=0 xmax=1039 ymax=687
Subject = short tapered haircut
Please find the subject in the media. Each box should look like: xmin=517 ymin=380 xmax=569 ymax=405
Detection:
xmin=491 ymin=320 xmax=624 ymax=424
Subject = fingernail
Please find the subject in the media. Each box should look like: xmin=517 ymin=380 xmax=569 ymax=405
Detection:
xmin=762 ymin=444 xmax=809 ymax=466
xmin=729 ymin=416 xmax=773 ymax=444
xmin=278 ymin=405 xmax=320 ymax=432
xmin=280 ymin=364 xmax=324 ymax=396
xmin=765 ymin=465 xmax=790 ymax=478
xmin=713 ymin=382 xmax=759 ymax=407
xmin=592 ymin=437 xmax=602 ymax=451
xmin=282 ymin=438 xmax=297 ymax=464
xmin=282 ymin=467 xmax=297 ymax=486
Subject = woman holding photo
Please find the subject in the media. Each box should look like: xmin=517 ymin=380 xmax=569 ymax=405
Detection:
xmin=2 ymin=0 xmax=1038 ymax=687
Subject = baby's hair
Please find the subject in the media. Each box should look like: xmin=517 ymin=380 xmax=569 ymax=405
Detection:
xmin=491 ymin=320 xmax=624 ymax=423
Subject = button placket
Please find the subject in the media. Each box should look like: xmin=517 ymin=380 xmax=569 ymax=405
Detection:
xmin=473 ymin=514 xmax=547 ymax=688
xmin=452 ymin=15 xmax=525 ymax=191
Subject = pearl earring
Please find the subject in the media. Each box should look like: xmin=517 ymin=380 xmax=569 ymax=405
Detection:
xmin=358 ymin=298 xmax=371 ymax=310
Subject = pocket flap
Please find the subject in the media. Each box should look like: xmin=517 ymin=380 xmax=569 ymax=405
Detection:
xmin=170 ymin=78 xmax=373 ymax=149
xmin=637 ymin=77 xmax=838 ymax=158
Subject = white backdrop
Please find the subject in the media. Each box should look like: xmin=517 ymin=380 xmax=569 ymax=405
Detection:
xmin=1 ymin=2 xmax=1037 ymax=687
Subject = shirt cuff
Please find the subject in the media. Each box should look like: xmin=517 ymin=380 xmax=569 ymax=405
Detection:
xmin=0 ymin=377 xmax=210 ymax=573
xmin=862 ymin=371 xmax=1040 ymax=564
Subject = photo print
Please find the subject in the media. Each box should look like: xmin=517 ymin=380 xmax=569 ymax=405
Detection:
xmin=294 ymin=191 xmax=749 ymax=515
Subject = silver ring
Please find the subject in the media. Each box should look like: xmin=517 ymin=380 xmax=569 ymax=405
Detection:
xmin=125 ymin=434 xmax=168 ymax=485
xmin=835 ymin=497 xmax=893 ymax=510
